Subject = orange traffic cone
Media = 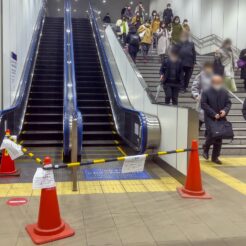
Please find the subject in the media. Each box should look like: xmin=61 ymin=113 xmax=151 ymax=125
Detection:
xmin=26 ymin=157 xmax=75 ymax=244
xmin=177 ymin=140 xmax=212 ymax=199
xmin=0 ymin=129 xmax=20 ymax=176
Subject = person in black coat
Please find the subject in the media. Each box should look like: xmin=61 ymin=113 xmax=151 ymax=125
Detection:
xmin=125 ymin=26 xmax=140 ymax=63
xmin=240 ymin=49 xmax=246 ymax=90
xmin=160 ymin=49 xmax=184 ymax=105
xmin=163 ymin=3 xmax=173 ymax=25
xmin=178 ymin=32 xmax=196 ymax=92
xmin=201 ymin=75 xmax=232 ymax=164
xmin=103 ymin=13 xmax=111 ymax=24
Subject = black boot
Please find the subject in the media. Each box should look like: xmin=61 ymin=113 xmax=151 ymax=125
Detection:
xmin=202 ymin=145 xmax=209 ymax=160
xmin=212 ymin=158 xmax=222 ymax=165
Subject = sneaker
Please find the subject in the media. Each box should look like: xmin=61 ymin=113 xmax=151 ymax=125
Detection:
xmin=212 ymin=158 xmax=222 ymax=165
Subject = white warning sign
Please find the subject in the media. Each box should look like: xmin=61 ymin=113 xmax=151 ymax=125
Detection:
xmin=122 ymin=155 xmax=146 ymax=174
xmin=33 ymin=166 xmax=56 ymax=189
xmin=0 ymin=139 xmax=23 ymax=160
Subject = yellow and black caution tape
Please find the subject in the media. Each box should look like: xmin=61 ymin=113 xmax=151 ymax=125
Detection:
xmin=6 ymin=136 xmax=43 ymax=165
xmin=45 ymin=148 xmax=193 ymax=170
xmin=4 ymin=134 xmax=193 ymax=170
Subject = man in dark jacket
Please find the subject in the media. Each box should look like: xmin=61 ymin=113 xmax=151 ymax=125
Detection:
xmin=178 ymin=33 xmax=196 ymax=92
xmin=201 ymin=75 xmax=232 ymax=164
xmin=103 ymin=13 xmax=111 ymax=24
xmin=126 ymin=26 xmax=140 ymax=63
xmin=160 ymin=49 xmax=184 ymax=105
xmin=163 ymin=3 xmax=173 ymax=25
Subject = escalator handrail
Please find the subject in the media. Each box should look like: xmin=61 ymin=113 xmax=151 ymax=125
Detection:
xmin=63 ymin=0 xmax=83 ymax=160
xmin=88 ymin=4 xmax=147 ymax=153
xmin=0 ymin=5 xmax=45 ymax=143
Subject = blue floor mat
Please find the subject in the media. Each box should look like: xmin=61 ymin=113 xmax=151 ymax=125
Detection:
xmin=83 ymin=167 xmax=152 ymax=181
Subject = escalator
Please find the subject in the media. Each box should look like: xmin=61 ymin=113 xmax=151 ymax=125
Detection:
xmin=19 ymin=17 xmax=64 ymax=148
xmin=72 ymin=18 xmax=122 ymax=153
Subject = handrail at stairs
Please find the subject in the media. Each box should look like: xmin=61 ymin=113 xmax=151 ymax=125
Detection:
xmin=63 ymin=0 xmax=83 ymax=162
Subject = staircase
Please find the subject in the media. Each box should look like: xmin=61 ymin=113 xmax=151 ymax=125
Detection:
xmin=136 ymin=54 xmax=246 ymax=155
xmin=19 ymin=17 xmax=64 ymax=147
xmin=72 ymin=18 xmax=121 ymax=149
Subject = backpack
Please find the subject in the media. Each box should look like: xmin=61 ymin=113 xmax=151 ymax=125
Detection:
xmin=129 ymin=34 xmax=140 ymax=45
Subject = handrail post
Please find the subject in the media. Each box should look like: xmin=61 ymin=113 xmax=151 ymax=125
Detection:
xmin=71 ymin=118 xmax=78 ymax=191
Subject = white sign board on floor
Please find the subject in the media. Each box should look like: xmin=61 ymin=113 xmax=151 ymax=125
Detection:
xmin=122 ymin=155 xmax=146 ymax=174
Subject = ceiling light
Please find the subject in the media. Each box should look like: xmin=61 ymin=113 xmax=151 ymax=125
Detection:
xmin=73 ymin=9 xmax=77 ymax=12
xmin=57 ymin=8 xmax=61 ymax=12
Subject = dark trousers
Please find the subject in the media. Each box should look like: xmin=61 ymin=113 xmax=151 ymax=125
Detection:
xmin=203 ymin=137 xmax=222 ymax=160
xmin=244 ymin=79 xmax=246 ymax=89
xmin=183 ymin=66 xmax=194 ymax=89
xmin=129 ymin=51 xmax=138 ymax=63
xmin=164 ymin=85 xmax=179 ymax=105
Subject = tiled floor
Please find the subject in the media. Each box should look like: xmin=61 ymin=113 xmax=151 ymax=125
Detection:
xmin=1 ymin=158 xmax=246 ymax=245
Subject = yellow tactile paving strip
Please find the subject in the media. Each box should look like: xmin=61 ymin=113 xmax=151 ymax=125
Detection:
xmin=0 ymin=177 xmax=182 ymax=197
xmin=201 ymin=157 xmax=246 ymax=196
xmin=202 ymin=157 xmax=246 ymax=167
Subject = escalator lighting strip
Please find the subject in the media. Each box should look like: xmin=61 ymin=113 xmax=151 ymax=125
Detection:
xmin=22 ymin=148 xmax=27 ymax=153
xmin=117 ymin=157 xmax=125 ymax=161
xmin=176 ymin=149 xmax=185 ymax=153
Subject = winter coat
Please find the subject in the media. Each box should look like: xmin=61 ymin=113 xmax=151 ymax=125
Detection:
xmin=124 ymin=9 xmax=133 ymax=21
xmin=240 ymin=49 xmax=246 ymax=79
xmin=138 ymin=25 xmax=152 ymax=44
xmin=182 ymin=24 xmax=190 ymax=32
xmin=131 ymin=16 xmax=143 ymax=30
xmin=216 ymin=48 xmax=236 ymax=78
xmin=160 ymin=58 xmax=184 ymax=87
xmin=201 ymin=87 xmax=231 ymax=133
xmin=156 ymin=28 xmax=171 ymax=55
xmin=163 ymin=8 xmax=173 ymax=24
xmin=171 ymin=23 xmax=183 ymax=44
xmin=243 ymin=99 xmax=246 ymax=120
xmin=135 ymin=5 xmax=145 ymax=17
xmin=126 ymin=31 xmax=140 ymax=54
xmin=191 ymin=71 xmax=213 ymax=121
xmin=178 ymin=41 xmax=196 ymax=67
xmin=116 ymin=19 xmax=129 ymax=35
xmin=216 ymin=48 xmax=237 ymax=92
xmin=103 ymin=15 xmax=111 ymax=24
xmin=151 ymin=18 xmax=161 ymax=33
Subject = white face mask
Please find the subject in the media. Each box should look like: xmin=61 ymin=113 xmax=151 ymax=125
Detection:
xmin=213 ymin=84 xmax=223 ymax=91
xmin=175 ymin=20 xmax=179 ymax=23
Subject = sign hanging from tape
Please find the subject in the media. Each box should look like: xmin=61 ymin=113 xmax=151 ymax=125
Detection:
xmin=33 ymin=165 xmax=56 ymax=189
xmin=0 ymin=138 xmax=23 ymax=160
xmin=122 ymin=155 xmax=146 ymax=174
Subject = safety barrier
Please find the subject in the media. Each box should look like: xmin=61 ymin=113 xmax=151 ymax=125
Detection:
xmin=2 ymin=131 xmax=210 ymax=200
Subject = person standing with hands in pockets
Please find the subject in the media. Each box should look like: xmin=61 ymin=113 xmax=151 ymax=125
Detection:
xmin=159 ymin=49 xmax=184 ymax=105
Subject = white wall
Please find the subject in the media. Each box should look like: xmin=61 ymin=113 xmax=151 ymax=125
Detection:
xmin=2 ymin=0 xmax=43 ymax=109
xmin=105 ymin=26 xmax=195 ymax=175
xmin=149 ymin=0 xmax=246 ymax=50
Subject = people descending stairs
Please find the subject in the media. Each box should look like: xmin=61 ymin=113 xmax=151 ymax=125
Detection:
xmin=19 ymin=17 xmax=64 ymax=148
xmin=136 ymin=54 xmax=246 ymax=155
xmin=72 ymin=18 xmax=122 ymax=151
